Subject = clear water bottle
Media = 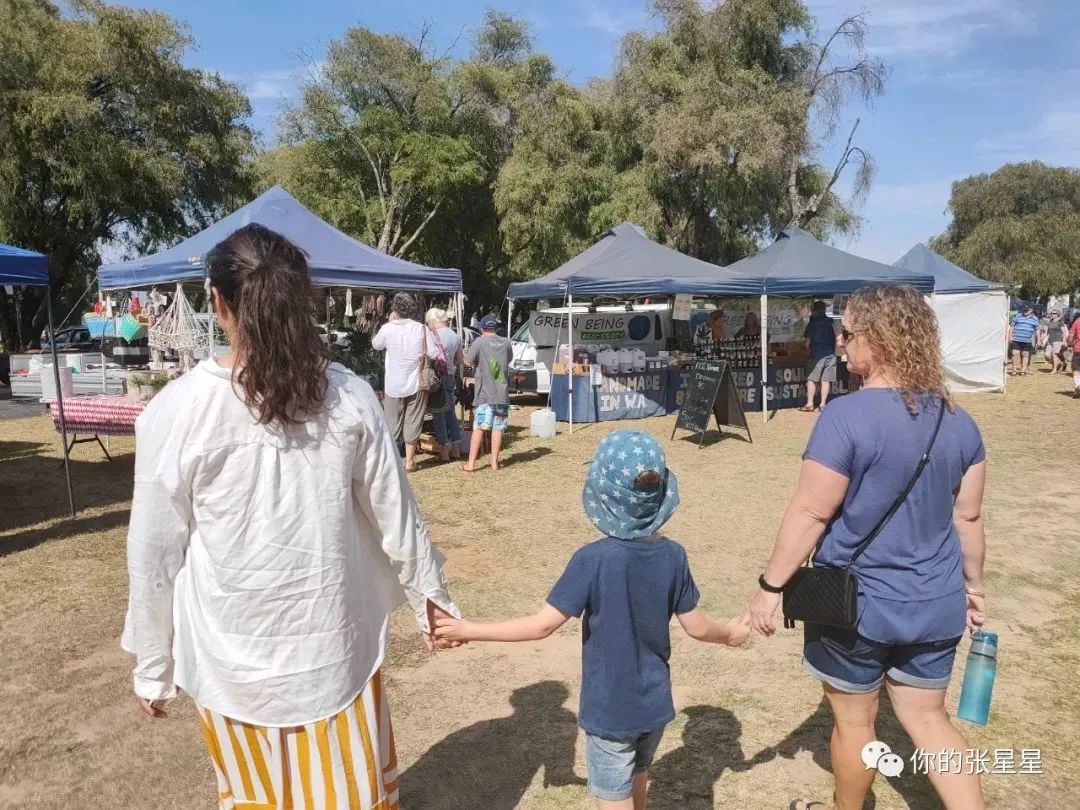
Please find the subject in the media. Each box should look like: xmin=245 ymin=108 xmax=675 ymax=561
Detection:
xmin=957 ymin=630 xmax=998 ymax=725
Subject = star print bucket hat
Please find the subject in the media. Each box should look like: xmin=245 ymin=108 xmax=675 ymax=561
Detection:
xmin=582 ymin=429 xmax=680 ymax=540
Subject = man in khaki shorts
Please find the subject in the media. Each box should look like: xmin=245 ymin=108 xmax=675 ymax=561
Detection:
xmin=800 ymin=300 xmax=839 ymax=412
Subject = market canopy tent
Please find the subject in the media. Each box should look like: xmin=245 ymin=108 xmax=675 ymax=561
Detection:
xmin=721 ymin=226 xmax=936 ymax=294
xmin=893 ymin=242 xmax=1004 ymax=293
xmin=0 ymin=243 xmax=74 ymax=517
xmin=894 ymin=243 xmax=1007 ymax=393
xmin=97 ymin=186 xmax=462 ymax=293
xmin=0 ymin=243 xmax=49 ymax=286
xmin=507 ymin=222 xmax=762 ymax=299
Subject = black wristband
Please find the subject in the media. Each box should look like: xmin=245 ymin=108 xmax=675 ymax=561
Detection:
xmin=758 ymin=574 xmax=785 ymax=593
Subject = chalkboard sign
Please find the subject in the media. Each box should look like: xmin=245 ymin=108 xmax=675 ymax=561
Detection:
xmin=672 ymin=360 xmax=752 ymax=446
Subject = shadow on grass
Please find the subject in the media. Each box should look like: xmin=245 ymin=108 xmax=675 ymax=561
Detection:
xmin=648 ymin=705 xmax=750 ymax=809
xmin=756 ymin=695 xmax=943 ymax=809
xmin=499 ymin=447 xmax=554 ymax=469
xmin=0 ymin=446 xmax=134 ymax=536
xmin=0 ymin=508 xmax=129 ymax=557
xmin=399 ymin=681 xmax=584 ymax=809
xmin=673 ymin=428 xmax=753 ymax=448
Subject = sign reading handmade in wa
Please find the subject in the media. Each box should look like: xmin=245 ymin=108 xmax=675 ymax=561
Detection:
xmin=672 ymin=360 xmax=752 ymax=446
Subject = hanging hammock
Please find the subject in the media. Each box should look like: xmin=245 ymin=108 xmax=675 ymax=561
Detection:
xmin=148 ymin=283 xmax=207 ymax=353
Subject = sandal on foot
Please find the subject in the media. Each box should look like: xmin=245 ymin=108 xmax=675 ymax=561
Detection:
xmin=797 ymin=405 xmax=815 ymax=413
xmin=789 ymin=801 xmax=830 ymax=810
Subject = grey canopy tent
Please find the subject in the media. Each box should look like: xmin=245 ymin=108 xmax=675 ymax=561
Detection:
xmin=0 ymin=243 xmax=74 ymax=517
xmin=97 ymin=185 xmax=467 ymax=366
xmin=97 ymin=186 xmax=462 ymax=293
xmin=894 ymin=243 xmax=1008 ymax=392
xmin=507 ymin=222 xmax=761 ymax=299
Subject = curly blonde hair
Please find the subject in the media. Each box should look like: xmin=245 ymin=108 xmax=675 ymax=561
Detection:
xmin=847 ymin=284 xmax=952 ymax=414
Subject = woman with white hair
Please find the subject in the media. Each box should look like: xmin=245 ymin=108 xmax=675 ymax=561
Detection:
xmin=426 ymin=307 xmax=465 ymax=462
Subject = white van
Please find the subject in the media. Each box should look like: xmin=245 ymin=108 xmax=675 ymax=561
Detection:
xmin=510 ymin=304 xmax=674 ymax=394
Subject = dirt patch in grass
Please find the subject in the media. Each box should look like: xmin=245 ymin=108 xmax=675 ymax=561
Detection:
xmin=1 ymin=368 xmax=1078 ymax=808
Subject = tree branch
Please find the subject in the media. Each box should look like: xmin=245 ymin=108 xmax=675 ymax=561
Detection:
xmin=394 ymin=198 xmax=443 ymax=257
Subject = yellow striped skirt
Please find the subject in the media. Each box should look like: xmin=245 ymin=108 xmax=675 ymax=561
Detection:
xmin=196 ymin=670 xmax=399 ymax=810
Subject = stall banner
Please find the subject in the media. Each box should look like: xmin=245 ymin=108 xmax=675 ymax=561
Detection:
xmin=527 ymin=310 xmax=660 ymax=347
xmin=688 ymin=299 xmax=815 ymax=343
xmin=672 ymin=294 xmax=693 ymax=321
xmin=551 ymin=372 xmax=670 ymax=422
xmin=668 ymin=364 xmax=852 ymax=413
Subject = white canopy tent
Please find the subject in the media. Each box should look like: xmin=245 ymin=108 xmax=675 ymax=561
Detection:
xmin=894 ymin=244 xmax=1008 ymax=393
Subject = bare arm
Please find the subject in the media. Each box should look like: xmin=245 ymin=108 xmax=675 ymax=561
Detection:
xmin=750 ymin=460 xmax=849 ymax=636
xmin=954 ymin=461 xmax=987 ymax=631
xmin=435 ymin=603 xmax=570 ymax=643
xmin=677 ymin=608 xmax=751 ymax=646
xmin=763 ymin=460 xmax=849 ymax=586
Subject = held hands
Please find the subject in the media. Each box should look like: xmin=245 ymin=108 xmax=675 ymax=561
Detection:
xmin=432 ymin=614 xmax=471 ymax=643
xmin=423 ymin=600 xmax=467 ymax=651
xmin=749 ymin=587 xmax=783 ymax=637
xmin=726 ymin=614 xmax=753 ymax=647
xmin=137 ymin=698 xmax=168 ymax=719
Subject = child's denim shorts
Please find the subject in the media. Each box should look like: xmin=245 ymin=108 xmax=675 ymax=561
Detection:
xmin=803 ymin=623 xmax=962 ymax=693
xmin=585 ymin=727 xmax=665 ymax=802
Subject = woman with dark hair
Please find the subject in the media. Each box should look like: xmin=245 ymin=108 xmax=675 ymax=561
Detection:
xmin=123 ymin=224 xmax=459 ymax=809
xmin=748 ymin=285 xmax=988 ymax=810
xmin=735 ymin=310 xmax=761 ymax=339
xmin=373 ymin=292 xmax=443 ymax=471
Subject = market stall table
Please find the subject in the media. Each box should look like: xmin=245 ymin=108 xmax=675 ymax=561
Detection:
xmin=49 ymin=394 xmax=144 ymax=461
xmin=549 ymin=361 xmax=858 ymax=422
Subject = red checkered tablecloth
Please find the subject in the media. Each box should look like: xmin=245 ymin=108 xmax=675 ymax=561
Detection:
xmin=50 ymin=395 xmax=144 ymax=436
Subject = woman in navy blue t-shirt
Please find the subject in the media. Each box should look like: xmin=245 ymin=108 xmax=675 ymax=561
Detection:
xmin=748 ymin=284 xmax=988 ymax=810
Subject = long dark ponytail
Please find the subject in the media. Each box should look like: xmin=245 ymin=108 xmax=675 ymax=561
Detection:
xmin=206 ymin=223 xmax=328 ymax=425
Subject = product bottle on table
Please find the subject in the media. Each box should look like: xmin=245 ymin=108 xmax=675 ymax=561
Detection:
xmin=957 ymin=630 xmax=998 ymax=725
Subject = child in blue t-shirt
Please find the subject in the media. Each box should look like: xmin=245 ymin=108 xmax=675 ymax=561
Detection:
xmin=434 ymin=429 xmax=750 ymax=809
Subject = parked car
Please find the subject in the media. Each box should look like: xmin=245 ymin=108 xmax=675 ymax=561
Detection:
xmin=315 ymin=324 xmax=348 ymax=348
xmin=41 ymin=326 xmax=98 ymax=353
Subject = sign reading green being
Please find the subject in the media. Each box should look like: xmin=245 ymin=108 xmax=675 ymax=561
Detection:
xmin=528 ymin=310 xmax=660 ymax=348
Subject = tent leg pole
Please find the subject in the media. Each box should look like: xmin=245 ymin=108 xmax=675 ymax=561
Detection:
xmin=567 ymin=288 xmax=573 ymax=436
xmin=456 ymin=293 xmax=465 ymax=425
xmin=760 ymin=294 xmax=768 ymax=425
xmin=48 ymin=292 xmax=75 ymax=518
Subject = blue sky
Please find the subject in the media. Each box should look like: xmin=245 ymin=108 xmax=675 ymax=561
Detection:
xmin=123 ymin=0 xmax=1080 ymax=263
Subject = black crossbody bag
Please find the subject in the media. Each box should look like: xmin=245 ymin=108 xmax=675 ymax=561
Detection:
xmin=781 ymin=398 xmax=946 ymax=630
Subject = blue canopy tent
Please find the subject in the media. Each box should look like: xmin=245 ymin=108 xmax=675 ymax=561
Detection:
xmin=1 ymin=244 xmax=74 ymax=517
xmin=507 ymin=222 xmax=762 ymax=432
xmin=722 ymin=226 xmax=936 ymax=295
xmin=98 ymin=186 xmax=462 ymax=293
xmin=507 ymin=222 xmax=761 ymax=300
xmin=894 ymin=243 xmax=1008 ymax=393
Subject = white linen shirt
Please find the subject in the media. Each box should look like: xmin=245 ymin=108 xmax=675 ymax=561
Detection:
xmin=121 ymin=359 xmax=458 ymax=727
xmin=371 ymin=319 xmax=442 ymax=399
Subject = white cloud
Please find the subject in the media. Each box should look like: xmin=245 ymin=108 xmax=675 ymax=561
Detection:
xmin=807 ymin=0 xmax=1035 ymax=58
xmin=580 ymin=2 xmax=648 ymax=37
xmin=976 ymin=100 xmax=1080 ymax=164
xmin=245 ymin=69 xmax=297 ymax=101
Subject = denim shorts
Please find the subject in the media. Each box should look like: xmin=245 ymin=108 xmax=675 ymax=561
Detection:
xmin=585 ymin=728 xmax=665 ymax=801
xmin=473 ymin=403 xmax=509 ymax=432
xmin=803 ymin=624 xmax=962 ymax=693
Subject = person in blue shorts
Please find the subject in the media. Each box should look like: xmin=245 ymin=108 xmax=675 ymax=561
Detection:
xmin=435 ymin=429 xmax=751 ymax=809
xmin=463 ymin=314 xmax=513 ymax=472
xmin=1009 ymin=304 xmax=1040 ymax=375
xmin=748 ymin=284 xmax=988 ymax=810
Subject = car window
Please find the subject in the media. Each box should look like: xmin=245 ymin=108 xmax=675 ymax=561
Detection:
xmin=512 ymin=322 xmax=532 ymax=343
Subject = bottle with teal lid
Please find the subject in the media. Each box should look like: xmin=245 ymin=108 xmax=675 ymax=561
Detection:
xmin=957 ymin=630 xmax=998 ymax=725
